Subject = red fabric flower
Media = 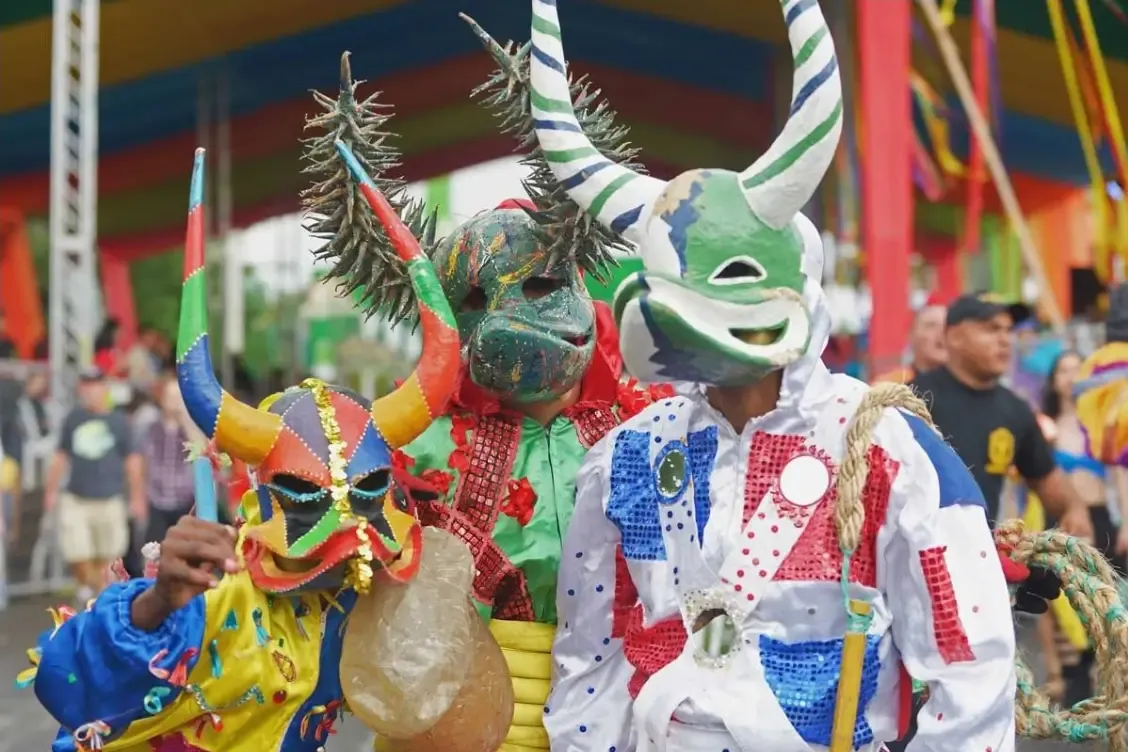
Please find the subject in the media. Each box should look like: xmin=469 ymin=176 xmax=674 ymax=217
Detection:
xmin=500 ymin=478 xmax=538 ymax=526
xmin=616 ymin=378 xmax=677 ymax=421
xmin=447 ymin=413 xmax=476 ymax=472
xmin=420 ymin=469 xmax=454 ymax=497
xmin=391 ymin=450 xmax=415 ymax=473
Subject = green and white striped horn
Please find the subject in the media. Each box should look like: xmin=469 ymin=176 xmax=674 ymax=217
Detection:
xmin=528 ymin=0 xmax=665 ymax=245
xmin=739 ymin=0 xmax=843 ymax=230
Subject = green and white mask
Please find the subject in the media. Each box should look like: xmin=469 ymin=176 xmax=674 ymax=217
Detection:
xmin=528 ymin=0 xmax=842 ymax=386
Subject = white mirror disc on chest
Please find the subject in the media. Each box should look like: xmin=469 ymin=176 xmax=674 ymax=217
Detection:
xmin=778 ymin=454 xmax=831 ymax=506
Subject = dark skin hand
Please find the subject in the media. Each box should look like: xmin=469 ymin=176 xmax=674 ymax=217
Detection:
xmin=131 ymin=517 xmax=241 ymax=632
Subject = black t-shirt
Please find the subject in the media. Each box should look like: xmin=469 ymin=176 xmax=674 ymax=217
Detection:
xmin=909 ymin=367 xmax=1055 ymax=524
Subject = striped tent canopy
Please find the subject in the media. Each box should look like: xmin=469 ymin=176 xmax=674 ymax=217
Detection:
xmin=1 ymin=0 xmax=1125 ymax=256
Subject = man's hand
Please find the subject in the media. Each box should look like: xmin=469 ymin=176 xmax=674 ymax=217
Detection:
xmin=1013 ymin=567 xmax=1063 ymax=615
xmin=1116 ymin=525 xmax=1128 ymax=556
xmin=43 ymin=489 xmax=57 ymax=514
xmin=1056 ymin=504 xmax=1093 ymax=540
xmin=131 ymin=517 xmax=239 ymax=631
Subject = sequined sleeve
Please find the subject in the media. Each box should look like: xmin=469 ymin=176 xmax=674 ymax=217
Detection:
xmin=32 ymin=577 xmax=206 ymax=742
xmin=883 ymin=414 xmax=1017 ymax=751
xmin=544 ymin=438 xmax=636 ymax=751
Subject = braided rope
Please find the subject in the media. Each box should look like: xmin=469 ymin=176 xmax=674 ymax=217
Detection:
xmin=997 ymin=521 xmax=1128 ymax=747
xmin=835 ymin=383 xmax=933 ymax=557
xmin=837 ymin=382 xmax=1128 ymax=746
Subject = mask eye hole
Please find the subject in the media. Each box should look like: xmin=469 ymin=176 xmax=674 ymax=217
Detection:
xmin=461 ymin=286 xmax=488 ymax=312
xmin=710 ymin=257 xmax=767 ymax=285
xmin=522 ymin=276 xmax=565 ymax=300
xmin=269 ymin=474 xmax=326 ymax=508
xmin=352 ymin=469 xmax=391 ymax=497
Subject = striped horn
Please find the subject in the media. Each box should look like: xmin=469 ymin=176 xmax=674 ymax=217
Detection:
xmin=176 ymin=149 xmax=283 ymax=464
xmin=739 ymin=0 xmax=843 ymax=230
xmin=334 ymin=140 xmax=460 ymax=449
xmin=528 ymin=0 xmax=665 ymax=245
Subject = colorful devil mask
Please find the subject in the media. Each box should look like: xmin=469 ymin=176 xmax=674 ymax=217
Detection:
xmin=177 ymin=146 xmax=460 ymax=594
xmin=304 ymin=45 xmax=643 ymax=402
xmin=432 ymin=206 xmax=595 ymax=402
xmin=528 ymin=0 xmax=842 ymax=386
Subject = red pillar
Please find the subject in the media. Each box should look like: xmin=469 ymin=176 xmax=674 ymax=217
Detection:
xmin=100 ymin=251 xmax=138 ymax=350
xmin=858 ymin=0 xmax=913 ymax=376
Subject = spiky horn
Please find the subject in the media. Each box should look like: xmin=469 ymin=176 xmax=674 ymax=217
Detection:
xmin=527 ymin=0 xmax=665 ymax=245
xmin=335 ymin=140 xmax=460 ymax=449
xmin=739 ymin=0 xmax=843 ymax=230
xmin=176 ymin=149 xmax=283 ymax=464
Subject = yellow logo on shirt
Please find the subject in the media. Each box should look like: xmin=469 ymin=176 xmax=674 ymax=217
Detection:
xmin=985 ymin=427 xmax=1015 ymax=475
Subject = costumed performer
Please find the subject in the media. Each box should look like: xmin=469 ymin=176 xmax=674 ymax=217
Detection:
xmin=1076 ymin=282 xmax=1128 ymax=471
xmin=303 ymin=44 xmax=672 ymax=752
xmin=19 ymin=146 xmax=464 ymax=751
xmin=529 ymin=0 xmax=1128 ymax=749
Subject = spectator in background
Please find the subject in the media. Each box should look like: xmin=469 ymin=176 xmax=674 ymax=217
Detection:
xmin=43 ymin=367 xmax=143 ymax=604
xmin=875 ymin=297 xmax=947 ymax=383
xmin=93 ymin=318 xmax=126 ymax=379
xmin=125 ymin=326 xmax=163 ymax=392
xmin=0 ymin=312 xmax=16 ymax=358
xmin=141 ymin=377 xmax=200 ymax=543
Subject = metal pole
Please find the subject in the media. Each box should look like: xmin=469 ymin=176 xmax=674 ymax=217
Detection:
xmin=48 ymin=0 xmax=100 ymax=418
xmin=218 ymin=65 xmax=240 ymax=390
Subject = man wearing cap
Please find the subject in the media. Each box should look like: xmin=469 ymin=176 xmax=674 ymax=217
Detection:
xmin=909 ymin=294 xmax=1091 ymax=537
xmin=43 ymin=368 xmax=144 ymax=604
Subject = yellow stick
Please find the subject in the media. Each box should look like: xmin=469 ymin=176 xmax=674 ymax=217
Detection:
xmin=830 ymin=599 xmax=872 ymax=752
xmin=916 ymin=0 xmax=1066 ymax=332
xmin=1047 ymin=0 xmax=1112 ymax=281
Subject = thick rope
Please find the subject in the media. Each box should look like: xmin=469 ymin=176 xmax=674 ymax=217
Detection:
xmin=836 ymin=383 xmax=1128 ymax=747
xmin=997 ymin=522 xmax=1128 ymax=748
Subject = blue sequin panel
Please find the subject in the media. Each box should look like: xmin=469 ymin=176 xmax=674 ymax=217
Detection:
xmin=759 ymin=634 xmax=882 ymax=748
xmin=608 ymin=426 xmax=719 ymax=561
xmin=608 ymin=430 xmax=666 ymax=561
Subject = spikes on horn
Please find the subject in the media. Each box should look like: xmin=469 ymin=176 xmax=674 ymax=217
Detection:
xmin=176 ymin=149 xmax=283 ymax=465
xmin=462 ymin=13 xmax=647 ymax=277
xmin=335 ymin=140 xmax=460 ymax=449
xmin=525 ymin=0 xmax=665 ymax=247
xmin=739 ymin=0 xmax=843 ymax=230
xmin=301 ymin=51 xmax=436 ymax=325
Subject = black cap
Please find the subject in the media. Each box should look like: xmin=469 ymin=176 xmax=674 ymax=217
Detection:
xmin=78 ymin=366 xmax=105 ymax=383
xmin=945 ymin=293 xmax=1032 ymax=328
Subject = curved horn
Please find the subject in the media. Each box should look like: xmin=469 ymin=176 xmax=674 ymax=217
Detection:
xmin=176 ymin=148 xmax=283 ymax=464
xmin=335 ymin=140 xmax=460 ymax=449
xmin=739 ymin=0 xmax=843 ymax=230
xmin=528 ymin=0 xmax=665 ymax=245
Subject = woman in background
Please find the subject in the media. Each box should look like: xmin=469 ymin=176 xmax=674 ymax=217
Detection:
xmin=140 ymin=376 xmax=201 ymax=543
xmin=1038 ymin=350 xmax=1128 ymax=704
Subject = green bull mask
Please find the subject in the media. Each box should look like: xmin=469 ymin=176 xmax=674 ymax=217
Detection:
xmin=434 ymin=204 xmax=595 ymax=403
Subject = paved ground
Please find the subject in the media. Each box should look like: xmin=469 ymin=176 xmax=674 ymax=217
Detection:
xmin=0 ymin=598 xmax=1092 ymax=751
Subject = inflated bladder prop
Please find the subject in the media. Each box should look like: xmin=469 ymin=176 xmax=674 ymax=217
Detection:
xmin=340 ymin=527 xmax=514 ymax=751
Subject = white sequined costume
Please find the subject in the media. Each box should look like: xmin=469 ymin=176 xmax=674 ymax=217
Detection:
xmin=544 ymin=230 xmax=1018 ymax=752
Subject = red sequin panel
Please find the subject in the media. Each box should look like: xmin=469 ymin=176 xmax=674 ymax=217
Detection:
xmin=918 ymin=546 xmax=976 ymax=664
xmin=743 ymin=433 xmax=807 ymax=525
xmin=570 ymin=406 xmax=621 ymax=450
xmin=621 ymin=606 xmax=688 ymax=699
xmin=611 ymin=544 xmax=639 ymax=638
xmin=452 ymin=415 xmax=521 ymax=533
xmin=417 ymin=500 xmax=533 ymax=618
xmin=770 ymin=443 xmax=899 ymax=587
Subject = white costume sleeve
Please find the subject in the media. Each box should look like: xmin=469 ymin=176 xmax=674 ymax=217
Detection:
xmin=880 ymin=416 xmax=1017 ymax=751
xmin=544 ymin=438 xmax=636 ymax=752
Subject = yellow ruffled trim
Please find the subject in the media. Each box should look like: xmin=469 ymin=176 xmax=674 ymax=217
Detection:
xmin=488 ymin=619 xmax=554 ymax=751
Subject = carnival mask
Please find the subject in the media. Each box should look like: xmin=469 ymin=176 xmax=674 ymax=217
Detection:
xmin=176 ymin=145 xmax=460 ymax=594
xmin=527 ymin=0 xmax=842 ymax=386
xmin=432 ymin=207 xmax=595 ymax=403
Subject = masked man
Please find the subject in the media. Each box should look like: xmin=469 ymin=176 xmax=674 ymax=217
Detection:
xmin=304 ymin=42 xmax=671 ymax=752
xmin=20 ymin=147 xmax=465 ymax=752
xmin=526 ymin=1 xmax=1033 ymax=750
